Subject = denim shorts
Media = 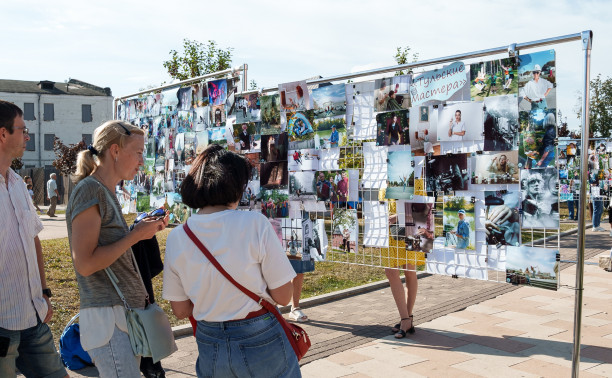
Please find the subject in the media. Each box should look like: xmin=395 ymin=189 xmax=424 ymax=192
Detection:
xmin=196 ymin=312 xmax=301 ymax=378
xmin=0 ymin=319 xmax=67 ymax=378
xmin=87 ymin=326 xmax=141 ymax=378
xmin=289 ymin=259 xmax=315 ymax=274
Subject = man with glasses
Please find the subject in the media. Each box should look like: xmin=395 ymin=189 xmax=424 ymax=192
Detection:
xmin=0 ymin=101 xmax=68 ymax=377
xmin=523 ymin=64 xmax=553 ymax=110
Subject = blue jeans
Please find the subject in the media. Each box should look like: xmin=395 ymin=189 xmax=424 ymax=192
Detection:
xmin=87 ymin=326 xmax=141 ymax=378
xmin=593 ymin=198 xmax=604 ymax=228
xmin=195 ymin=312 xmax=301 ymax=378
xmin=0 ymin=318 xmax=67 ymax=378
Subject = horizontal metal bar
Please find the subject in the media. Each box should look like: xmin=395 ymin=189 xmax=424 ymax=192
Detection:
xmin=560 ymin=260 xmax=600 ymax=266
xmin=115 ymin=64 xmax=247 ymax=101
xmin=238 ymin=31 xmax=585 ymax=96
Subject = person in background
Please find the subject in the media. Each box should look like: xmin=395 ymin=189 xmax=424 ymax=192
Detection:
xmin=23 ymin=175 xmax=43 ymax=214
xmin=0 ymin=100 xmax=69 ymax=377
xmin=46 ymin=173 xmax=58 ymax=217
xmin=329 ymin=125 xmax=339 ymax=148
xmin=162 ymin=144 xmax=300 ymax=377
xmin=67 ymin=120 xmax=169 ymax=377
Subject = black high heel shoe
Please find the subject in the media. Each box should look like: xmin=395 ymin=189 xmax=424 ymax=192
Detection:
xmin=394 ymin=315 xmax=415 ymax=339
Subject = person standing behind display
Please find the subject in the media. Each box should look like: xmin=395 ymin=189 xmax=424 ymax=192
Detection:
xmin=523 ymin=64 xmax=553 ymax=110
xmin=162 ymin=144 xmax=300 ymax=378
xmin=46 ymin=173 xmax=58 ymax=217
xmin=67 ymin=120 xmax=170 ymax=377
xmin=448 ymin=110 xmax=466 ymax=141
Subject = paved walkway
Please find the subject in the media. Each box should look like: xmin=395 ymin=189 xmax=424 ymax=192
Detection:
xmin=60 ymin=228 xmax=612 ymax=377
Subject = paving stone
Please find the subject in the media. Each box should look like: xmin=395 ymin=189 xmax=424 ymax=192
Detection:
xmin=326 ymin=350 xmax=374 ymax=366
xmin=510 ymin=358 xmax=604 ymax=378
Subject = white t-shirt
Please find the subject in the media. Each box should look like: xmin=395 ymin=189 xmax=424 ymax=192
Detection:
xmin=450 ymin=121 xmax=465 ymax=141
xmin=523 ymin=78 xmax=553 ymax=102
xmin=162 ymin=210 xmax=296 ymax=322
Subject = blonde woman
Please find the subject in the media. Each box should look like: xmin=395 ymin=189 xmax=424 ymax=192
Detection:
xmin=66 ymin=121 xmax=169 ymax=377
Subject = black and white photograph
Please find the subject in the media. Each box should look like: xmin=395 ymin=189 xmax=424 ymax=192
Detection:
xmin=471 ymin=151 xmax=519 ymax=184
xmin=437 ymin=102 xmax=484 ymax=142
xmin=484 ymin=191 xmax=520 ymax=246
xmin=483 ymin=95 xmax=519 ymax=151
xmin=425 ymin=154 xmax=469 ymax=192
xmin=520 ymin=168 xmax=559 ymax=229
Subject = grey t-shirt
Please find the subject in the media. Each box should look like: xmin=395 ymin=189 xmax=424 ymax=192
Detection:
xmin=66 ymin=176 xmax=147 ymax=309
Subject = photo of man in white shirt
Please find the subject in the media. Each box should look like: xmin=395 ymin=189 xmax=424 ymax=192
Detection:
xmin=522 ymin=64 xmax=553 ymax=110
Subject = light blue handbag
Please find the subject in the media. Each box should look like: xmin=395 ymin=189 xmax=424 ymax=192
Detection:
xmin=105 ymin=267 xmax=177 ymax=363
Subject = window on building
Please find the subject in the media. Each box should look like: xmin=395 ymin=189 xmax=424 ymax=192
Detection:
xmin=23 ymin=103 xmax=36 ymax=121
xmin=82 ymin=134 xmax=92 ymax=146
xmin=26 ymin=134 xmax=36 ymax=151
xmin=82 ymin=104 xmax=92 ymax=123
xmin=44 ymin=134 xmax=55 ymax=151
xmin=43 ymin=103 xmax=54 ymax=121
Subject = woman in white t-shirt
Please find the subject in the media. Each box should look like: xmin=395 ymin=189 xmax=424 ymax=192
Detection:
xmin=163 ymin=144 xmax=300 ymax=378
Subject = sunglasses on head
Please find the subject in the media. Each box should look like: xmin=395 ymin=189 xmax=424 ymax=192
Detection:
xmin=118 ymin=123 xmax=132 ymax=136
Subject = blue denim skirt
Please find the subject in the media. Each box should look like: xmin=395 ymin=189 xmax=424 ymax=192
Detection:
xmin=289 ymin=259 xmax=315 ymax=274
xmin=195 ymin=312 xmax=301 ymax=377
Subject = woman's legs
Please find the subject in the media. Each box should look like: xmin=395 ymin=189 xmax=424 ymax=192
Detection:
xmin=386 ymin=264 xmax=418 ymax=333
xmin=291 ymin=273 xmax=304 ymax=310
xmin=87 ymin=326 xmax=141 ymax=378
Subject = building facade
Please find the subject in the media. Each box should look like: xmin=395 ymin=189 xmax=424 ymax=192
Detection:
xmin=0 ymin=78 xmax=113 ymax=168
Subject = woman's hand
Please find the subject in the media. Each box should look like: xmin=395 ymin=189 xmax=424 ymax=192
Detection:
xmin=132 ymin=212 xmax=169 ymax=241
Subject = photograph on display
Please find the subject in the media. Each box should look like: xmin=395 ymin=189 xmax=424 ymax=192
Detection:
xmin=260 ymin=133 xmax=288 ymax=162
xmin=193 ymin=107 xmax=210 ymax=131
xmin=403 ymin=202 xmax=435 ymax=253
xmin=161 ymin=88 xmax=179 ymax=108
xmin=311 ymin=84 xmax=347 ymax=119
xmin=260 ymin=94 xmax=281 ymax=135
xmin=289 ymin=171 xmax=316 ymax=200
xmin=177 ymin=111 xmax=193 ymax=133
xmin=443 ymin=196 xmax=475 ymax=250
xmin=286 ymin=110 xmax=316 ymax=142
xmin=314 ymin=170 xmax=336 ymax=203
xmin=506 ymin=246 xmax=558 ymax=290
xmin=520 ymin=168 xmax=559 ymax=229
xmin=519 ymin=109 xmax=556 ymax=168
xmin=470 ymin=58 xmax=518 ymax=101
xmin=233 ymin=122 xmax=259 ymax=152
xmin=279 ymin=80 xmax=311 ymax=111
xmin=483 ymin=95 xmax=519 ymax=151
xmin=236 ymin=93 xmax=261 ymax=124
xmin=332 ymin=209 xmax=358 ymax=253
xmin=518 ymin=50 xmax=556 ymax=112
xmin=260 ymin=188 xmax=289 ymax=218
xmin=177 ymin=87 xmax=192 ymax=111
xmin=425 ymin=154 xmax=469 ymax=192
xmin=375 ymin=109 xmax=410 ymax=146
xmin=208 ymin=79 xmax=228 ymax=106
xmin=207 ymin=126 xmax=228 ymax=147
xmin=288 ymin=149 xmax=320 ymax=171
xmin=386 ymin=148 xmax=414 ymax=199
xmin=211 ymin=104 xmax=226 ymax=127
xmin=437 ymin=102 xmax=484 ymax=142
xmin=409 ymin=105 xmax=440 ymax=156
xmin=471 ymin=151 xmax=519 ymax=184
xmin=192 ymin=82 xmax=209 ymax=107
xmin=260 ymin=161 xmax=288 ymax=189
xmin=311 ymin=115 xmax=346 ymax=149
xmin=373 ymin=75 xmax=411 ymax=112
xmin=484 ymin=191 xmax=520 ymax=246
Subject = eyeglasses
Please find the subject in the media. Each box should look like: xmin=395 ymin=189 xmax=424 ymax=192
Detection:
xmin=118 ymin=123 xmax=132 ymax=136
xmin=15 ymin=127 xmax=29 ymax=135
xmin=533 ymin=71 xmax=541 ymax=75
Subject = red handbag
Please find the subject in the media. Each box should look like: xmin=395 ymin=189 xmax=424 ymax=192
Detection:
xmin=183 ymin=222 xmax=311 ymax=361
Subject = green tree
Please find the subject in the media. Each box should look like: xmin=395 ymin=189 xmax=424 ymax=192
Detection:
xmin=249 ymin=80 xmax=258 ymax=90
xmin=394 ymin=46 xmax=419 ymax=76
xmin=163 ymin=39 xmax=233 ymax=81
xmin=575 ymin=74 xmax=612 ymax=137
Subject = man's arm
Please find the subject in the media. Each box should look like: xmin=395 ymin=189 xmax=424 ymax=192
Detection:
xmin=34 ymin=236 xmax=53 ymax=323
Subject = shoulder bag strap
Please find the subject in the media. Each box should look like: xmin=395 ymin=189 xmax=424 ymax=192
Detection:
xmin=182 ymin=222 xmax=277 ymax=314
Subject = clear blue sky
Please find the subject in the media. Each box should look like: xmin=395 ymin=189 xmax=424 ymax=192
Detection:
xmin=2 ymin=0 xmax=609 ymax=131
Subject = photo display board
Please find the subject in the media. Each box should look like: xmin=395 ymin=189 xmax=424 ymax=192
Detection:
xmin=117 ymin=50 xmax=562 ymax=291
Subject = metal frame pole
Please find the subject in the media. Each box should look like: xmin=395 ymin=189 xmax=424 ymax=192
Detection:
xmin=572 ymin=30 xmax=593 ymax=378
